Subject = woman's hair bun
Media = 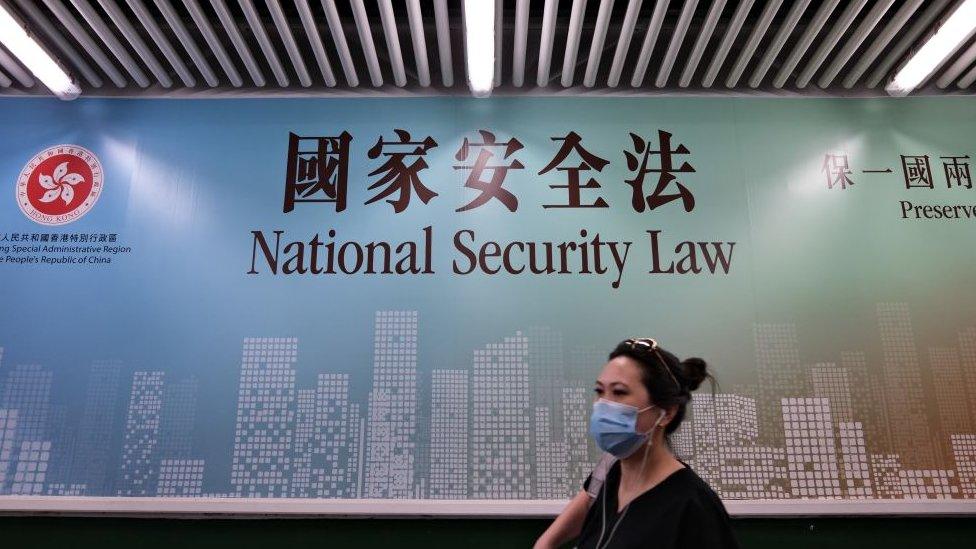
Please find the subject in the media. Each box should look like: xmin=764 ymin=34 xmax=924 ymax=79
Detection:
xmin=679 ymin=357 xmax=709 ymax=391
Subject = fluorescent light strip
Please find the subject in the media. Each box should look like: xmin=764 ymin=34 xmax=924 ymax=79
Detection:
xmin=886 ymin=0 xmax=976 ymax=96
xmin=463 ymin=0 xmax=494 ymax=97
xmin=0 ymin=3 xmax=79 ymax=99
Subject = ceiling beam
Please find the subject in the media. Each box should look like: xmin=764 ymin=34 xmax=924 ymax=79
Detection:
xmin=42 ymin=0 xmax=127 ymax=87
xmin=536 ymin=0 xmax=559 ymax=86
xmin=294 ymin=0 xmax=336 ymax=86
xmin=726 ymin=0 xmax=782 ymax=88
xmin=866 ymin=0 xmax=951 ymax=88
xmin=656 ymin=0 xmax=698 ymax=87
xmin=702 ymin=0 xmax=753 ymax=88
xmin=772 ymin=0 xmax=839 ymax=88
xmin=795 ymin=0 xmax=867 ymax=88
xmin=630 ymin=0 xmax=670 ymax=87
xmin=407 ymin=0 xmax=431 ymax=87
xmin=11 ymin=0 xmax=103 ymax=87
xmin=561 ymin=0 xmax=587 ymax=87
xmin=210 ymin=0 xmax=265 ymax=86
xmin=748 ymin=0 xmax=811 ymax=88
xmin=321 ymin=0 xmax=359 ymax=87
xmin=266 ymin=0 xmax=312 ymax=87
xmin=433 ymin=0 xmax=453 ymax=87
xmin=817 ymin=0 xmax=896 ymax=88
xmin=678 ymin=0 xmax=726 ymax=88
xmin=350 ymin=0 xmax=383 ymax=86
xmin=184 ymin=0 xmax=243 ymax=87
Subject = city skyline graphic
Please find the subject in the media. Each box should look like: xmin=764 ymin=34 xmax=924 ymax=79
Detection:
xmin=2 ymin=303 xmax=976 ymax=501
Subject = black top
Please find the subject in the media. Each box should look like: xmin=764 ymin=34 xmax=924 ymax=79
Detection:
xmin=575 ymin=461 xmax=740 ymax=549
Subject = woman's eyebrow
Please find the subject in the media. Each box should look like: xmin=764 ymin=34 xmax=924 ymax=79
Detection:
xmin=595 ymin=380 xmax=631 ymax=389
xmin=606 ymin=381 xmax=629 ymax=388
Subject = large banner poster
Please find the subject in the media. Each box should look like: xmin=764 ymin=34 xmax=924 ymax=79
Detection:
xmin=1 ymin=97 xmax=976 ymax=512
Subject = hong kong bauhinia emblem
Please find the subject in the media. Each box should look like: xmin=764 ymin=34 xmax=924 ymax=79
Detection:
xmin=16 ymin=144 xmax=103 ymax=226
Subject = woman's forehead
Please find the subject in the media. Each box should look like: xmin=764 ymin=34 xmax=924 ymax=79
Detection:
xmin=597 ymin=356 xmax=643 ymax=384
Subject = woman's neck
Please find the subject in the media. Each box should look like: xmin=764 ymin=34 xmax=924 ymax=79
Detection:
xmin=617 ymin=438 xmax=682 ymax=492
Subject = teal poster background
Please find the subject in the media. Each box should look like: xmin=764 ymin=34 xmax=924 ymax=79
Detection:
xmin=1 ymin=96 xmax=975 ymax=506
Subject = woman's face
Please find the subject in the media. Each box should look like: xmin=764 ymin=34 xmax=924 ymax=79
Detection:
xmin=594 ymin=355 xmax=663 ymax=434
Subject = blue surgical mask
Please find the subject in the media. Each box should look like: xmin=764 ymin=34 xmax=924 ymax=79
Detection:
xmin=589 ymin=398 xmax=665 ymax=459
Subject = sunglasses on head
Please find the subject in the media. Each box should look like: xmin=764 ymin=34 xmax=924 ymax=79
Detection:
xmin=623 ymin=337 xmax=681 ymax=391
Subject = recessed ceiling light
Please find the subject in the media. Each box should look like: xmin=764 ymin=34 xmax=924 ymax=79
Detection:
xmin=887 ymin=0 xmax=976 ymax=96
xmin=462 ymin=0 xmax=494 ymax=98
xmin=0 ymin=3 xmax=80 ymax=100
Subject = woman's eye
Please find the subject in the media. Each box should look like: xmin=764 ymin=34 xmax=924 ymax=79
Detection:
xmin=613 ymin=390 xmax=627 ymax=396
xmin=593 ymin=388 xmax=603 ymax=395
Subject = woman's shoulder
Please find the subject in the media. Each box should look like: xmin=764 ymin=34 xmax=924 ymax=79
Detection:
xmin=675 ymin=464 xmax=736 ymax=522
xmin=668 ymin=463 xmax=729 ymax=508
xmin=582 ymin=453 xmax=623 ymax=491
xmin=598 ymin=459 xmax=711 ymax=492
xmin=586 ymin=458 xmax=727 ymax=510
xmin=671 ymin=468 xmax=741 ymax=548
xmin=674 ymin=462 xmax=714 ymax=491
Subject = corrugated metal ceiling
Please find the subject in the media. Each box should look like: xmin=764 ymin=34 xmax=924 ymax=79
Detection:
xmin=0 ymin=0 xmax=973 ymax=98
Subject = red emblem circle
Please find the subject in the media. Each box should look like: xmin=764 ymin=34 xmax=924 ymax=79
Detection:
xmin=16 ymin=145 xmax=103 ymax=226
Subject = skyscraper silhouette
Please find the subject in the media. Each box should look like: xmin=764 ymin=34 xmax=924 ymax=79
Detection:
xmin=471 ymin=332 xmax=531 ymax=499
xmin=876 ymin=303 xmax=936 ymax=466
xmin=72 ymin=360 xmax=123 ymax=496
xmin=231 ymin=338 xmax=297 ymax=497
xmin=754 ymin=323 xmax=805 ymax=446
xmin=118 ymin=371 xmax=164 ymax=496
xmin=0 ymin=364 xmax=52 ymax=442
xmin=782 ymin=397 xmax=841 ymax=497
xmin=430 ymin=369 xmax=469 ymax=498
xmin=308 ymin=373 xmax=355 ymax=497
xmin=364 ymin=311 xmax=419 ymax=498
xmin=0 ymin=409 xmax=18 ymax=494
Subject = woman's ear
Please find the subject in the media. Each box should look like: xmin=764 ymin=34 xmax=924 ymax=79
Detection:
xmin=659 ymin=405 xmax=679 ymax=428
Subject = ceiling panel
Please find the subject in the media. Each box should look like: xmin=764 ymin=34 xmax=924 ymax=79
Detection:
xmin=0 ymin=0 xmax=971 ymax=98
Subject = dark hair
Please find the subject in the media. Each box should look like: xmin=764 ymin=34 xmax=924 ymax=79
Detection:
xmin=608 ymin=339 xmax=714 ymax=435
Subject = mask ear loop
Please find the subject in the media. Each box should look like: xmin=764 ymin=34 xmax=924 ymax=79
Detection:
xmin=636 ymin=408 xmax=667 ymax=474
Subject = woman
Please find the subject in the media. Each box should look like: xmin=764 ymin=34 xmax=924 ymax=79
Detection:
xmin=534 ymin=338 xmax=740 ymax=549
